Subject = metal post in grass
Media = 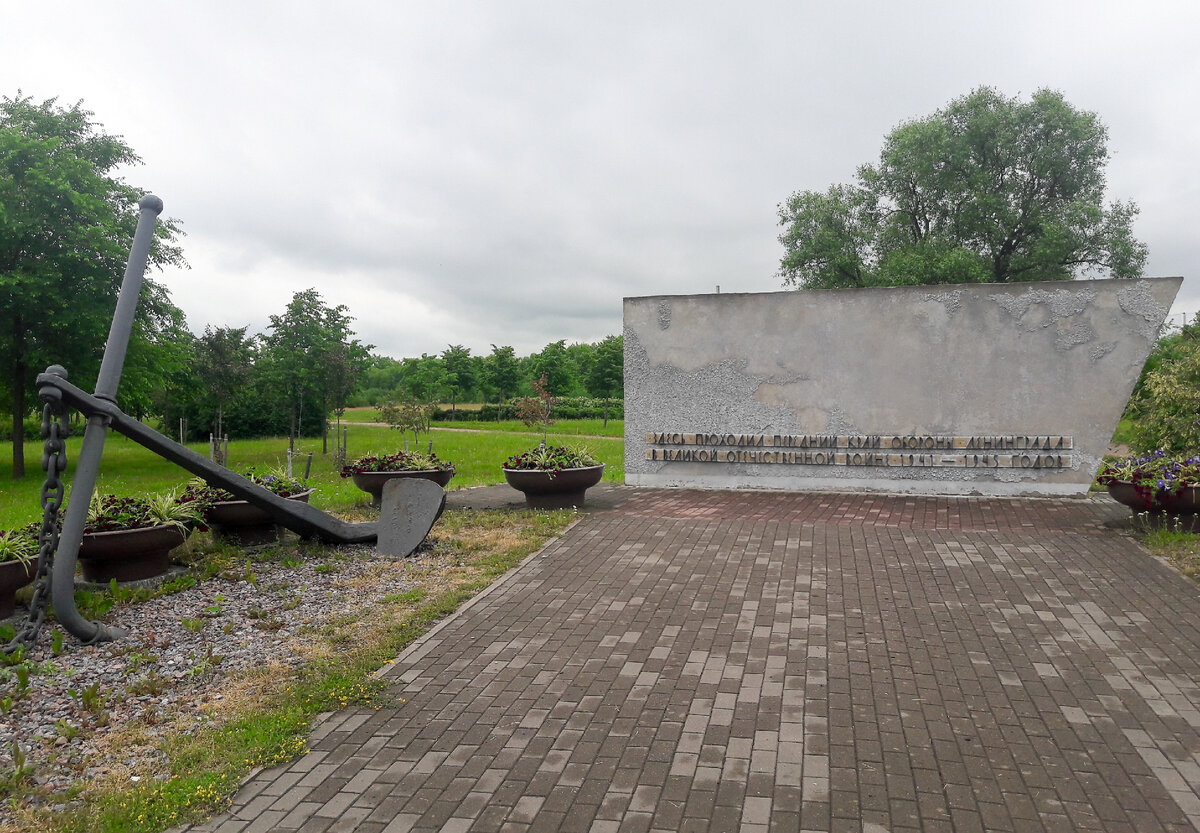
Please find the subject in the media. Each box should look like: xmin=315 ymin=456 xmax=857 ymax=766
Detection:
xmin=49 ymin=194 xmax=163 ymax=644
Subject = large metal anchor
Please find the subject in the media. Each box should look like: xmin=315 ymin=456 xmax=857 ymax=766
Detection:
xmin=8 ymin=195 xmax=381 ymax=650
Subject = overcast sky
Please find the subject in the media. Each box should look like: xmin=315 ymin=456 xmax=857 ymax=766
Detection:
xmin=4 ymin=2 xmax=1198 ymax=358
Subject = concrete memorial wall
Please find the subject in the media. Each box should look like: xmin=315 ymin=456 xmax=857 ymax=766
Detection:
xmin=624 ymin=278 xmax=1181 ymax=497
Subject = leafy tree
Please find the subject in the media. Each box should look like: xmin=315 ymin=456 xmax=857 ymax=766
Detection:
xmin=398 ymin=354 xmax=447 ymax=403
xmin=0 ymin=93 xmax=185 ymax=477
xmin=378 ymin=393 xmax=434 ymax=450
xmin=529 ymin=340 xmax=574 ymax=397
xmin=352 ymin=355 xmax=405 ymax=407
xmin=515 ymin=373 xmax=556 ymax=446
xmin=564 ymin=341 xmax=596 ymax=396
xmin=778 ymin=87 xmax=1147 ymax=289
xmin=440 ymin=344 xmax=475 ymax=419
xmin=193 ymin=326 xmax=255 ymax=440
xmin=263 ymin=288 xmax=369 ymax=451
xmin=587 ymin=335 xmax=624 ymax=426
xmin=119 ymin=296 xmax=193 ymax=423
xmin=483 ymin=345 xmax=521 ymax=403
xmin=319 ymin=338 xmax=371 ymax=452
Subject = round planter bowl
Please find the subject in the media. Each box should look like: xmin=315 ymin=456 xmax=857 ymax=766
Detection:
xmin=351 ymin=468 xmax=456 ymax=508
xmin=1107 ymin=480 xmax=1200 ymax=515
xmin=78 ymin=524 xmax=188 ymax=583
xmin=207 ymin=490 xmax=314 ymax=545
xmin=1158 ymin=485 xmax=1200 ymax=515
xmin=0 ymin=558 xmax=35 ymax=619
xmin=502 ymin=464 xmax=604 ymax=509
xmin=1106 ymin=481 xmax=1154 ymax=512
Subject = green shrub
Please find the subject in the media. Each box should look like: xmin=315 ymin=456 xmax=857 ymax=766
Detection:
xmin=0 ymin=415 xmax=45 ymax=443
xmin=469 ymin=398 xmax=623 ymax=422
xmin=1130 ymin=335 xmax=1200 ymax=454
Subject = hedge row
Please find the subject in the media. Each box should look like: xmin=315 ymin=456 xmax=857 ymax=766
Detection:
xmin=0 ymin=415 xmax=51 ymax=443
xmin=432 ymin=398 xmax=624 ymax=422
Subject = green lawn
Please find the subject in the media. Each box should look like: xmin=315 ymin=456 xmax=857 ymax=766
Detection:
xmin=1111 ymin=416 xmax=1135 ymax=449
xmin=429 ymin=418 xmax=623 ymax=437
xmin=0 ymin=423 xmax=624 ymax=530
xmin=338 ymin=405 xmax=488 ymax=423
xmin=338 ymin=407 xmax=624 ymax=437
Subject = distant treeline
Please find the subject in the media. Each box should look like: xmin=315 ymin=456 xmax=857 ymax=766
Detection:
xmin=152 ymin=289 xmax=623 ymax=443
xmin=354 ymin=338 xmax=623 ymax=411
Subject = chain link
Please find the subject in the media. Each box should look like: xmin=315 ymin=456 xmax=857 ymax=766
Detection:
xmin=4 ymin=403 xmax=68 ymax=654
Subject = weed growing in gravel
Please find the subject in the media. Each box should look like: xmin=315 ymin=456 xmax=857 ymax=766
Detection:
xmin=74 ymin=573 xmax=199 ymax=623
xmin=1 ymin=742 xmax=34 ymax=795
xmin=127 ymin=671 xmax=171 ymax=697
xmin=121 ymin=650 xmax=157 ymax=673
xmin=180 ymin=618 xmax=206 ymax=634
xmin=202 ymin=594 xmax=225 ymax=617
xmin=186 ymin=647 xmax=224 ymax=680
xmin=74 ymin=590 xmax=114 ymax=621
xmin=68 ymin=682 xmax=107 ymax=715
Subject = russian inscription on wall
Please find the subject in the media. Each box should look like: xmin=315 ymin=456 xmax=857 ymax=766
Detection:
xmin=645 ymin=433 xmax=1071 ymax=469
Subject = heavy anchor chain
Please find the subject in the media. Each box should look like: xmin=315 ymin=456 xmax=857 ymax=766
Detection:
xmin=4 ymin=401 xmax=69 ymax=654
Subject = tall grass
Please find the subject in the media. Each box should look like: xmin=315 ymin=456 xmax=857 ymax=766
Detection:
xmin=0 ymin=424 xmax=624 ymax=530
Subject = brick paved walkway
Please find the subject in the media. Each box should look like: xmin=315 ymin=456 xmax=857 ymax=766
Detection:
xmin=181 ymin=488 xmax=1200 ymax=832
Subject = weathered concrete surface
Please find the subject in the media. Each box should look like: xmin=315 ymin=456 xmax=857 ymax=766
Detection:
xmin=625 ymin=278 xmax=1181 ymax=497
xmin=377 ymin=479 xmax=446 ymax=558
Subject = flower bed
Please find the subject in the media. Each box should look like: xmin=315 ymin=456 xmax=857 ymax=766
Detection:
xmin=502 ymin=444 xmax=603 ymax=508
xmin=503 ymin=444 xmax=599 ymax=473
xmin=1096 ymin=451 xmax=1200 ymax=513
xmin=181 ymin=469 xmax=309 ymax=506
xmin=340 ymin=452 xmax=456 ymax=507
xmin=339 ymin=451 xmax=454 ymax=477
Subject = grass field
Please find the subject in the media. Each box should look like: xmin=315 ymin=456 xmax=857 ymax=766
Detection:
xmin=338 ymin=405 xmax=483 ymax=423
xmin=337 ymin=407 xmax=623 ymax=437
xmin=0 ymin=422 xmax=625 ymax=530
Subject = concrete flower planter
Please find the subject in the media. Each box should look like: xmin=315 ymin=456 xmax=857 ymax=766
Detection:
xmin=0 ymin=559 xmax=35 ymax=618
xmin=502 ymin=464 xmax=604 ymax=509
xmin=206 ymin=490 xmax=314 ymax=545
xmin=1107 ymin=480 xmax=1200 ymax=515
xmin=78 ymin=524 xmax=189 ymax=583
xmin=351 ymin=469 xmax=455 ymax=508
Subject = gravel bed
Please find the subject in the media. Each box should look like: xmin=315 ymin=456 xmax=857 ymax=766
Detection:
xmin=0 ymin=540 xmax=453 ymax=827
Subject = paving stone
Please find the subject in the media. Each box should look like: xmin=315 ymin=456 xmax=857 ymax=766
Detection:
xmin=194 ymin=488 xmax=1200 ymax=831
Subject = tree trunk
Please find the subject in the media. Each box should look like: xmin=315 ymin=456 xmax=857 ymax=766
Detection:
xmin=10 ymin=315 xmax=26 ymax=479
xmin=10 ymin=367 xmax=26 ymax=480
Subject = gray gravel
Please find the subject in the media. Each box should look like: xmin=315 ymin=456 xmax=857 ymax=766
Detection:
xmin=0 ymin=540 xmax=451 ymax=827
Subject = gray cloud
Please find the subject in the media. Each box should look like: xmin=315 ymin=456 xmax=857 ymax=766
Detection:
xmin=4 ymin=1 xmax=1198 ymax=357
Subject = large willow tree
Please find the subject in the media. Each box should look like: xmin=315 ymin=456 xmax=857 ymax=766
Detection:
xmin=777 ymin=87 xmax=1147 ymax=289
